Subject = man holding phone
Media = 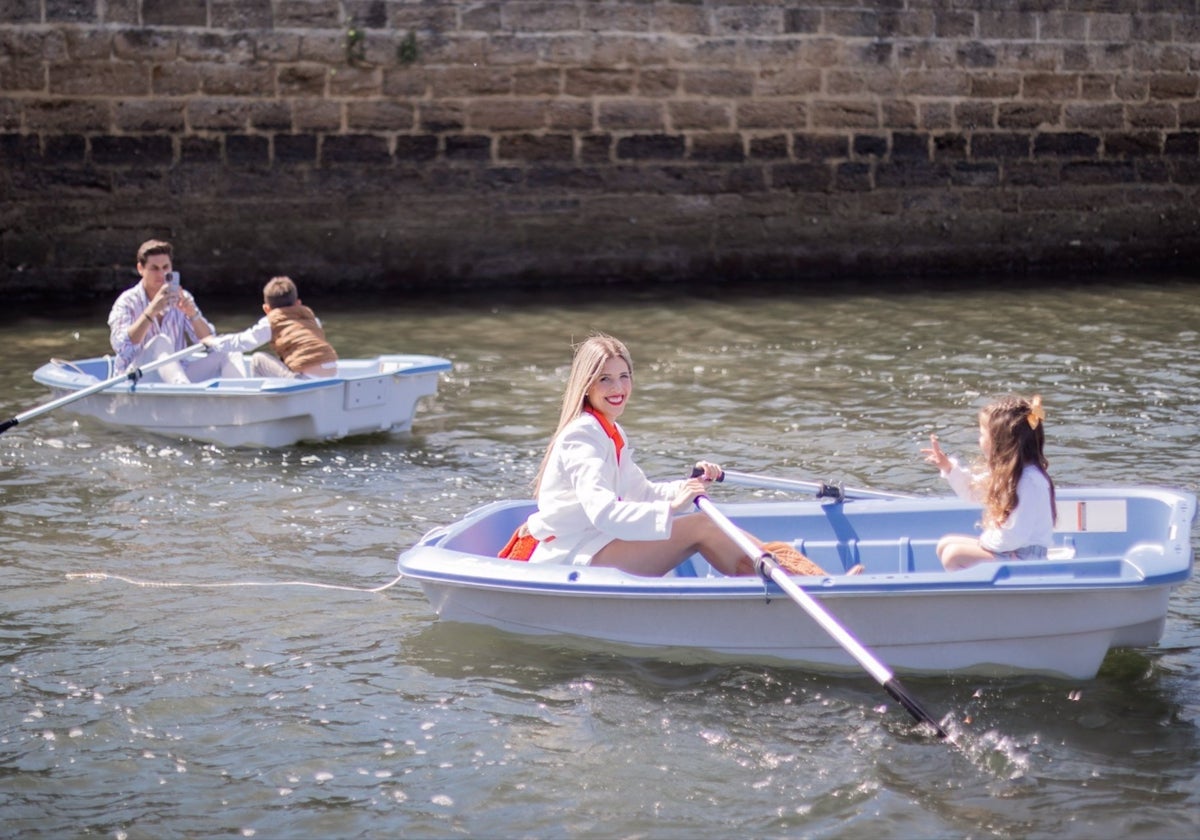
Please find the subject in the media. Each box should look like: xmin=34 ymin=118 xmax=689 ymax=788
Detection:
xmin=108 ymin=239 xmax=227 ymax=383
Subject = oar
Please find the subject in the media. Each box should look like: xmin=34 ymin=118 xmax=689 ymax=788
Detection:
xmin=718 ymin=469 xmax=913 ymax=501
xmin=0 ymin=343 xmax=206 ymax=435
xmin=690 ymin=483 xmax=947 ymax=737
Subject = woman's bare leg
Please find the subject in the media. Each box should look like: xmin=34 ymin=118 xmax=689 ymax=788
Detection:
xmin=591 ymin=513 xmax=757 ymax=576
xmin=936 ymin=534 xmax=995 ymax=571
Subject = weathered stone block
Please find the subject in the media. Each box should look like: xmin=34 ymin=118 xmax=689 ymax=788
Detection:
xmin=615 ymin=134 xmax=685 ymax=160
xmin=24 ymin=99 xmax=112 ymax=132
xmin=670 ymin=101 xmax=731 ymax=130
xmin=853 ymin=134 xmax=888 ymax=158
xmin=143 ymin=0 xmax=207 ymax=27
xmin=1103 ymin=132 xmax=1162 ymax=156
xmin=329 ymin=65 xmax=383 ymax=96
xmin=181 ymin=136 xmax=222 ymax=163
xmin=794 ymin=134 xmax=849 ymax=161
xmin=1063 ymin=103 xmax=1124 ymax=130
xmin=321 ymin=133 xmax=391 ymax=165
xmin=226 ymin=134 xmax=270 ymax=166
xmin=1 ymin=0 xmax=41 ymax=23
xmin=933 ymin=133 xmax=967 ymax=158
xmin=1061 ymin=160 xmax=1137 ymax=184
xmin=972 ymin=132 xmax=1031 ymax=159
xmin=278 ymin=64 xmax=329 ymax=97
xmin=498 ymin=3 xmax=581 ymax=33
xmin=292 ymin=100 xmax=342 ymax=131
xmin=579 ymin=134 xmax=612 ymax=163
xmin=499 ymin=133 xmax=574 ymax=162
xmin=755 ymin=66 xmax=821 ymax=97
xmin=212 ymin=0 xmax=274 ymax=29
xmin=546 ymin=100 xmax=593 ymax=130
xmin=202 ymin=65 xmax=276 ymax=96
xmin=274 ymin=0 xmax=340 ymax=28
xmin=737 ymin=100 xmax=806 ymax=130
xmin=428 ymin=67 xmax=512 ymax=98
xmin=1034 ymin=132 xmax=1100 ymax=157
xmin=43 ymin=134 xmax=86 ymax=162
xmin=248 ymin=102 xmax=294 ymax=132
xmin=188 ymin=99 xmax=255 ymax=131
xmin=347 ymin=101 xmax=415 ymax=131
xmin=92 ymin=135 xmax=174 ymax=167
xmin=274 ymin=134 xmax=318 ymax=164
xmin=0 ymin=59 xmax=46 ymax=92
xmin=770 ymin=162 xmax=832 ymax=191
xmin=115 ymin=100 xmax=187 ymax=133
xmin=468 ymin=100 xmax=549 ymax=131
xmin=152 ymin=63 xmax=204 ymax=95
xmin=997 ymin=102 xmax=1058 ymax=130
xmin=46 ymin=0 xmax=96 ymax=22
xmin=50 ymin=63 xmax=151 ymax=96
xmin=813 ymin=101 xmax=879 ymax=130
xmin=445 ymin=135 xmax=491 ymax=162
xmin=683 ymin=69 xmax=755 ymax=98
xmin=1149 ymin=73 xmax=1200 ymax=100
xmin=1164 ymin=132 xmax=1199 ymax=156
xmin=565 ymin=68 xmax=635 ymax=96
xmin=892 ymin=132 xmax=930 ymax=159
xmin=749 ymin=134 xmax=788 ymax=160
xmin=598 ymin=100 xmax=664 ymax=131
xmin=875 ymin=161 xmax=948 ymax=189
xmin=690 ymin=133 xmax=745 ymax=163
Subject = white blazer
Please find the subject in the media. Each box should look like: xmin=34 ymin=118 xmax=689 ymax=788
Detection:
xmin=526 ymin=413 xmax=682 ymax=565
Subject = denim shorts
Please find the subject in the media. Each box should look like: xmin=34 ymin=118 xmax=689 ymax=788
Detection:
xmin=995 ymin=545 xmax=1048 ymax=560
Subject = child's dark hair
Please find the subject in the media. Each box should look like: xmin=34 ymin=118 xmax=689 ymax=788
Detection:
xmin=263 ymin=276 xmax=298 ymax=308
xmin=979 ymin=394 xmax=1056 ymax=529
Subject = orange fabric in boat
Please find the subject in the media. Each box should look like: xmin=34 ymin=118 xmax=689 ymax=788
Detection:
xmin=498 ymin=523 xmax=538 ymax=561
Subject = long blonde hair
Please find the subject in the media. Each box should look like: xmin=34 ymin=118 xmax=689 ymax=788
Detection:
xmin=533 ymin=333 xmax=632 ymax=493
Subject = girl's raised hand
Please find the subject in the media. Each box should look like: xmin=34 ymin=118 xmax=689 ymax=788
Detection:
xmin=921 ymin=433 xmax=951 ymax=472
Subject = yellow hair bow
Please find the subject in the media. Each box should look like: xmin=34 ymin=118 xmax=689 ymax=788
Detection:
xmin=1027 ymin=395 xmax=1045 ymax=430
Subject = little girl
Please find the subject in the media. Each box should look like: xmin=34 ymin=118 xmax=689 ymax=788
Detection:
xmin=922 ymin=394 xmax=1056 ymax=571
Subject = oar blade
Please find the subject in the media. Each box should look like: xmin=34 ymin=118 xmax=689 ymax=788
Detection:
xmin=883 ymin=677 xmax=948 ymax=738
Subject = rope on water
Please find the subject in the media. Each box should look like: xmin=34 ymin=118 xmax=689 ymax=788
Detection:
xmin=65 ymin=571 xmax=406 ymax=593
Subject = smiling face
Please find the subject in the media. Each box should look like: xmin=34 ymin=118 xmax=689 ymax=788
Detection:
xmin=585 ymin=355 xmax=632 ymax=422
xmin=138 ymin=252 xmax=173 ymax=298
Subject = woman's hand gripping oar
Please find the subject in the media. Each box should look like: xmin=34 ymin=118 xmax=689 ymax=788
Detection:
xmin=689 ymin=469 xmax=948 ymax=738
xmin=1 ymin=343 xmax=207 ymax=435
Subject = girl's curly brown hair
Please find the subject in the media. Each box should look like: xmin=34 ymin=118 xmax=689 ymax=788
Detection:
xmin=977 ymin=394 xmax=1056 ymax=530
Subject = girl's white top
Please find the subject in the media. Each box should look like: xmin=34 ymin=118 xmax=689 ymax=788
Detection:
xmin=943 ymin=457 xmax=1054 ymax=553
xmin=526 ymin=413 xmax=683 ymax=565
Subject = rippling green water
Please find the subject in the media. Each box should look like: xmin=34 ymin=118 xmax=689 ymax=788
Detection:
xmin=2 ymin=277 xmax=1198 ymax=838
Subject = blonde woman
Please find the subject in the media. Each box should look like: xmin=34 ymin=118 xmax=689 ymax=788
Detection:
xmin=513 ymin=334 xmax=839 ymax=577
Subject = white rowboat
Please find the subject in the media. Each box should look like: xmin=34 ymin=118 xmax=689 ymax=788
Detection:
xmin=32 ymin=353 xmax=452 ymax=447
xmin=397 ymin=485 xmax=1195 ymax=679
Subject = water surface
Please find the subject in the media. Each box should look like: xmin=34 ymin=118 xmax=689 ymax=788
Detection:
xmin=2 ymin=278 xmax=1198 ymax=838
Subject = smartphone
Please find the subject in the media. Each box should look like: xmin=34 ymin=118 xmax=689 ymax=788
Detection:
xmin=166 ymin=271 xmax=181 ymax=290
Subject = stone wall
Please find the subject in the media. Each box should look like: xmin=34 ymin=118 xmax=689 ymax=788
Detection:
xmin=2 ymin=0 xmax=1199 ymax=300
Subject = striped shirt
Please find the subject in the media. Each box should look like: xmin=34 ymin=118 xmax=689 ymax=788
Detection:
xmin=108 ymin=282 xmax=211 ymax=372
